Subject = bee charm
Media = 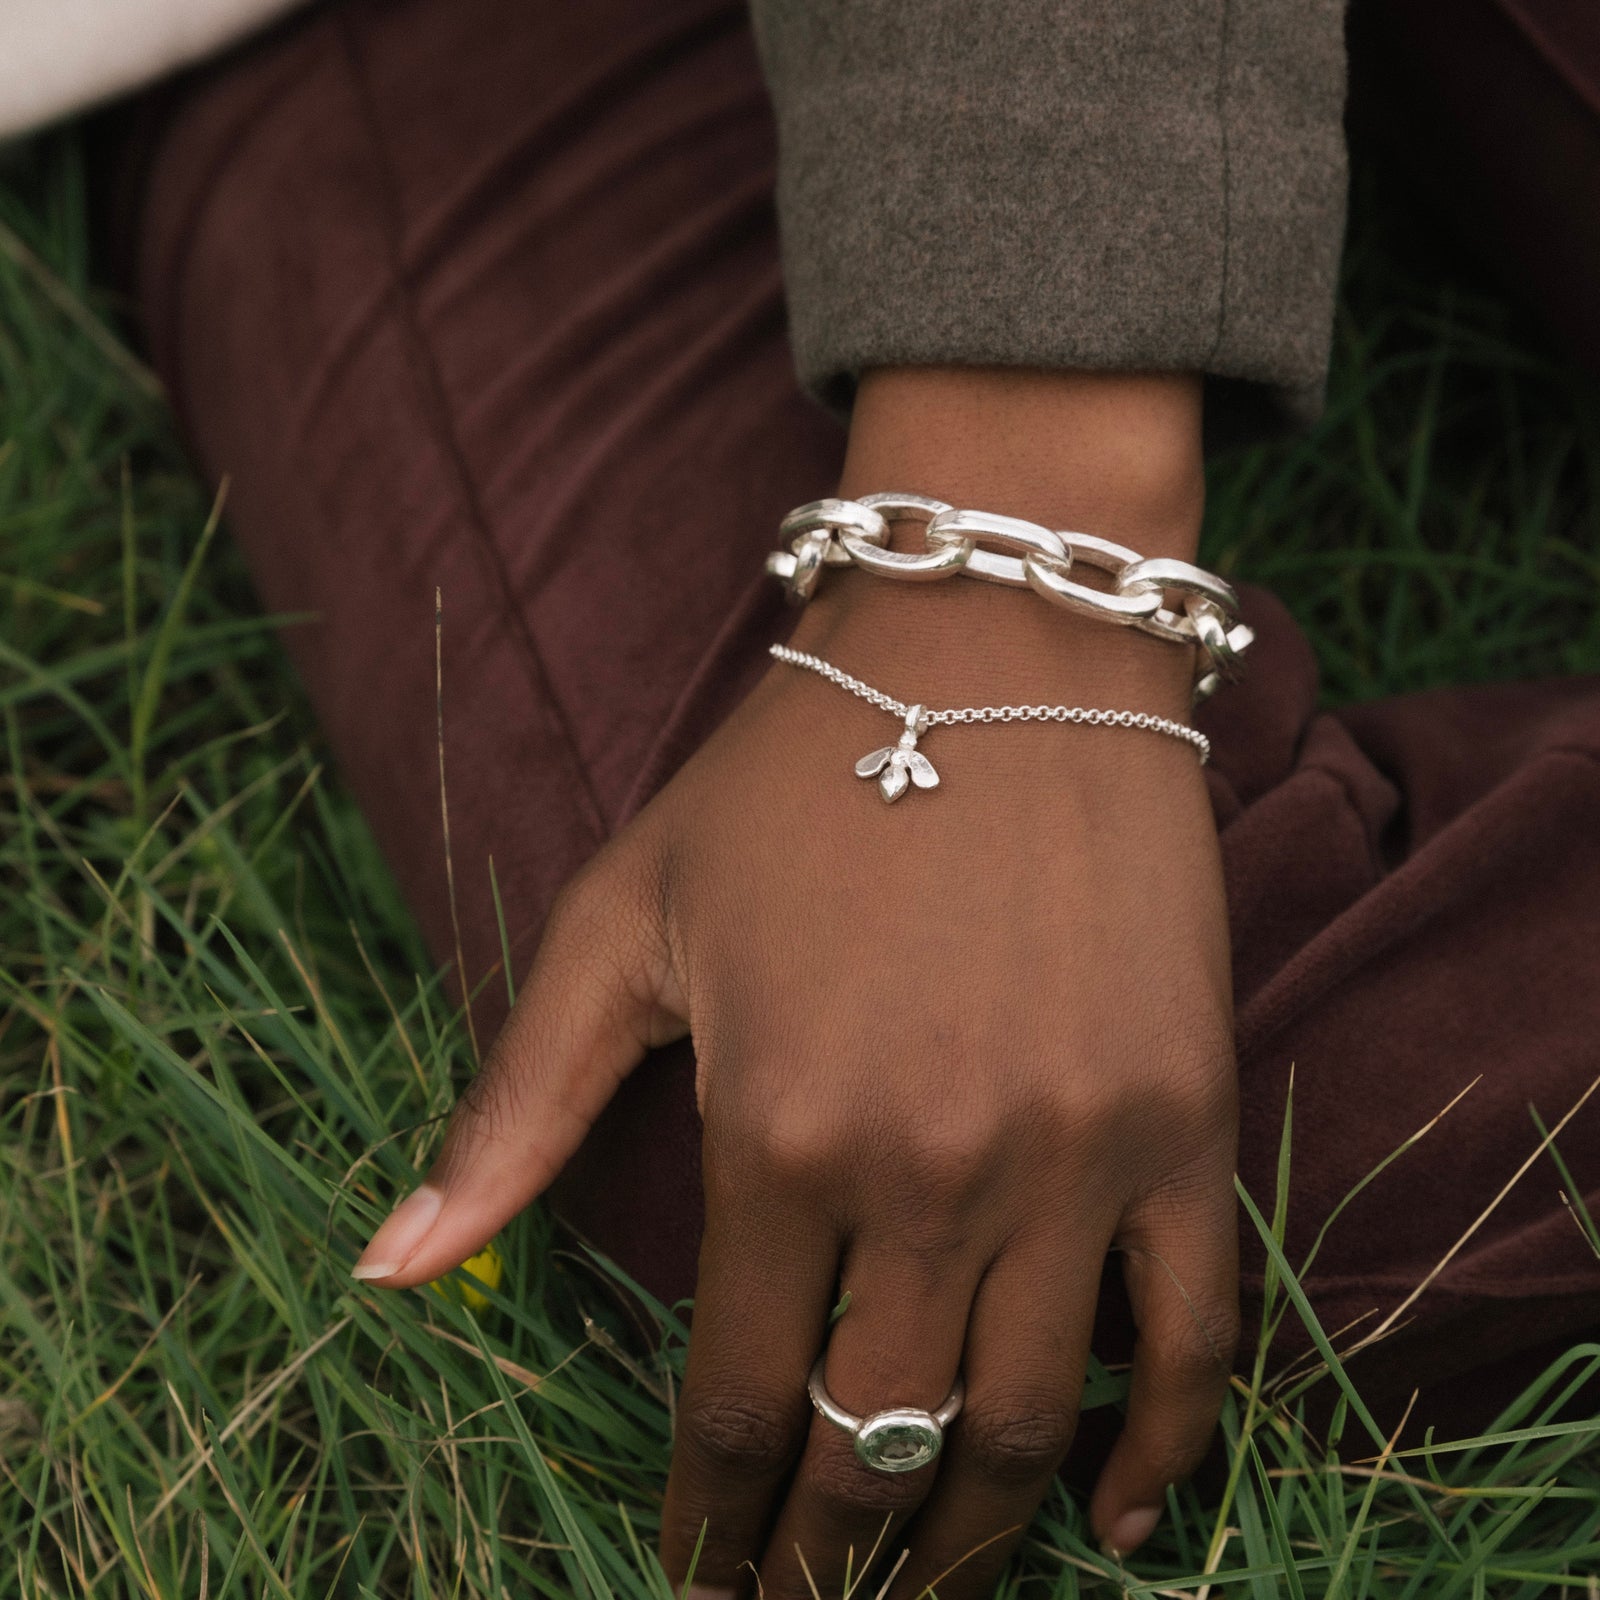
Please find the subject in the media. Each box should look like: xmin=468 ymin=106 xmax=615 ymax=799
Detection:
xmin=854 ymin=704 xmax=940 ymax=802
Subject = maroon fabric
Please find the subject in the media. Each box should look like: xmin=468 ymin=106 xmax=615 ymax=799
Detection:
xmin=130 ymin=0 xmax=1600 ymax=1433
xmin=1351 ymin=0 xmax=1600 ymax=375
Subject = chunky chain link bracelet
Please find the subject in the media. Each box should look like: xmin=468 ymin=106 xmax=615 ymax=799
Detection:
xmin=770 ymin=644 xmax=1209 ymax=802
xmin=765 ymin=493 xmax=1253 ymax=703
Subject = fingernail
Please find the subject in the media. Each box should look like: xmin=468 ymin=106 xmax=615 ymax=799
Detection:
xmin=352 ymin=1185 xmax=443 ymax=1281
xmin=1104 ymin=1505 xmax=1162 ymax=1557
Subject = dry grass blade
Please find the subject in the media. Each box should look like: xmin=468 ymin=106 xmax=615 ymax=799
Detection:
xmin=139 ymin=1318 xmax=353 ymax=1532
xmin=0 ymin=215 xmax=163 ymax=397
xmin=436 ymin=585 xmax=481 ymax=1068
xmin=1341 ymin=1073 xmax=1600 ymax=1362
xmin=870 ymin=1546 xmax=910 ymax=1600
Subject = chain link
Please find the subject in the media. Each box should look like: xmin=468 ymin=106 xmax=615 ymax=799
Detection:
xmin=769 ymin=644 xmax=1209 ymax=764
xmin=765 ymin=494 xmax=1254 ymax=706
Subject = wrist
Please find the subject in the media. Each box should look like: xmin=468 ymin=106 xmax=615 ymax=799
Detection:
xmin=783 ymin=581 xmax=1198 ymax=725
xmin=839 ymin=365 xmax=1205 ymax=559
xmin=783 ymin=367 xmax=1209 ymax=719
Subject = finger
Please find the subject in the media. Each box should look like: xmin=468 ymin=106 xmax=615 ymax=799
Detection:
xmin=659 ymin=1160 xmax=842 ymax=1597
xmin=353 ymin=845 xmax=683 ymax=1287
xmin=887 ymin=1224 xmax=1113 ymax=1600
xmin=756 ymin=1232 xmax=985 ymax=1600
xmin=1088 ymin=1182 xmax=1239 ymax=1557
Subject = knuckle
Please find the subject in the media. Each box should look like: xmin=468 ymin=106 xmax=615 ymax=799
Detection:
xmin=961 ymin=1400 xmax=1077 ymax=1486
xmin=675 ymin=1389 xmax=804 ymax=1477
xmin=745 ymin=1105 xmax=845 ymax=1191
xmin=1146 ymin=1430 xmax=1216 ymax=1487
xmin=882 ymin=1109 xmax=1011 ymax=1216
xmin=905 ymin=1121 xmax=995 ymax=1200
xmin=804 ymin=1444 xmax=928 ymax=1519
xmin=1021 ymin=1077 xmax=1117 ymax=1155
xmin=1162 ymin=1298 xmax=1241 ymax=1380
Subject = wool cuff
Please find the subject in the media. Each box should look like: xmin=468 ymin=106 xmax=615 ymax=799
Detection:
xmin=748 ymin=0 xmax=1349 ymax=434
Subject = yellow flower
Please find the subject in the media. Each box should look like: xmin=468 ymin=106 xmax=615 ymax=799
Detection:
xmin=430 ymin=1241 xmax=504 ymax=1315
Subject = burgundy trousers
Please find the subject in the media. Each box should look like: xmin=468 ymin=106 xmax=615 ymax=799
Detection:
xmin=130 ymin=0 xmax=1600 ymax=1429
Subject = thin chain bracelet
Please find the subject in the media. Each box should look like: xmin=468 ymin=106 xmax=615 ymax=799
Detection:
xmin=764 ymin=493 xmax=1255 ymax=704
xmin=770 ymin=643 xmax=1209 ymax=802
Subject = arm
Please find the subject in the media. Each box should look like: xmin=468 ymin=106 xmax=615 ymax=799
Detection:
xmin=357 ymin=364 xmax=1239 ymax=1593
xmin=355 ymin=4 xmax=1349 ymax=1593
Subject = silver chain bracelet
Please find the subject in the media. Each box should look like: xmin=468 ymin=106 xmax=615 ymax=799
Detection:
xmin=765 ymin=493 xmax=1254 ymax=704
xmin=770 ymin=643 xmax=1209 ymax=802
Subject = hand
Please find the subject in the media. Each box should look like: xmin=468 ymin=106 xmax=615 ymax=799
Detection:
xmin=353 ymin=367 xmax=1241 ymax=1596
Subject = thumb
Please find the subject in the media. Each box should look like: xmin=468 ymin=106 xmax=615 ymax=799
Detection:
xmin=351 ymin=840 xmax=684 ymax=1289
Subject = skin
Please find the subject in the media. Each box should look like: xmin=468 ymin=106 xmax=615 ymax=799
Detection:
xmin=354 ymin=366 xmax=1241 ymax=1598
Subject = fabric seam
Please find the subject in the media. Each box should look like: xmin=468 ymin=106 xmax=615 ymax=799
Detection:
xmin=1497 ymin=0 xmax=1600 ymax=121
xmin=332 ymin=11 xmax=608 ymax=849
xmin=143 ymin=40 xmax=312 ymax=441
xmin=1204 ymin=0 xmax=1235 ymax=368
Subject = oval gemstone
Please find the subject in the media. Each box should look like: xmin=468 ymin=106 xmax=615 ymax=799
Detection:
xmin=854 ymin=1409 xmax=942 ymax=1474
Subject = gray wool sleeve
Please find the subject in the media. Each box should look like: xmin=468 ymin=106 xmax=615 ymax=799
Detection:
xmin=745 ymin=1 xmax=1348 ymax=433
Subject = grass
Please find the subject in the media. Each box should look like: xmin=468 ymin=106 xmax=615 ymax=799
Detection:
xmin=2 ymin=125 xmax=1599 ymax=1597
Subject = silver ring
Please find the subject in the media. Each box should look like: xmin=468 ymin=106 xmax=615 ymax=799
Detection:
xmin=807 ymin=1356 xmax=965 ymax=1474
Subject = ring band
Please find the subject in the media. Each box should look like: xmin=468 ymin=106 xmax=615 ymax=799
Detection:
xmin=807 ymin=1356 xmax=965 ymax=1474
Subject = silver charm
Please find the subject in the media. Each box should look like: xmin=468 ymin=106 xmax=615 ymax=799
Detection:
xmin=767 ymin=643 xmax=1213 ymax=793
xmin=854 ymin=704 xmax=939 ymax=802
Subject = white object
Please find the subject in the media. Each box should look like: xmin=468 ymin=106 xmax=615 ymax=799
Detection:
xmin=0 ymin=0 xmax=307 ymax=139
